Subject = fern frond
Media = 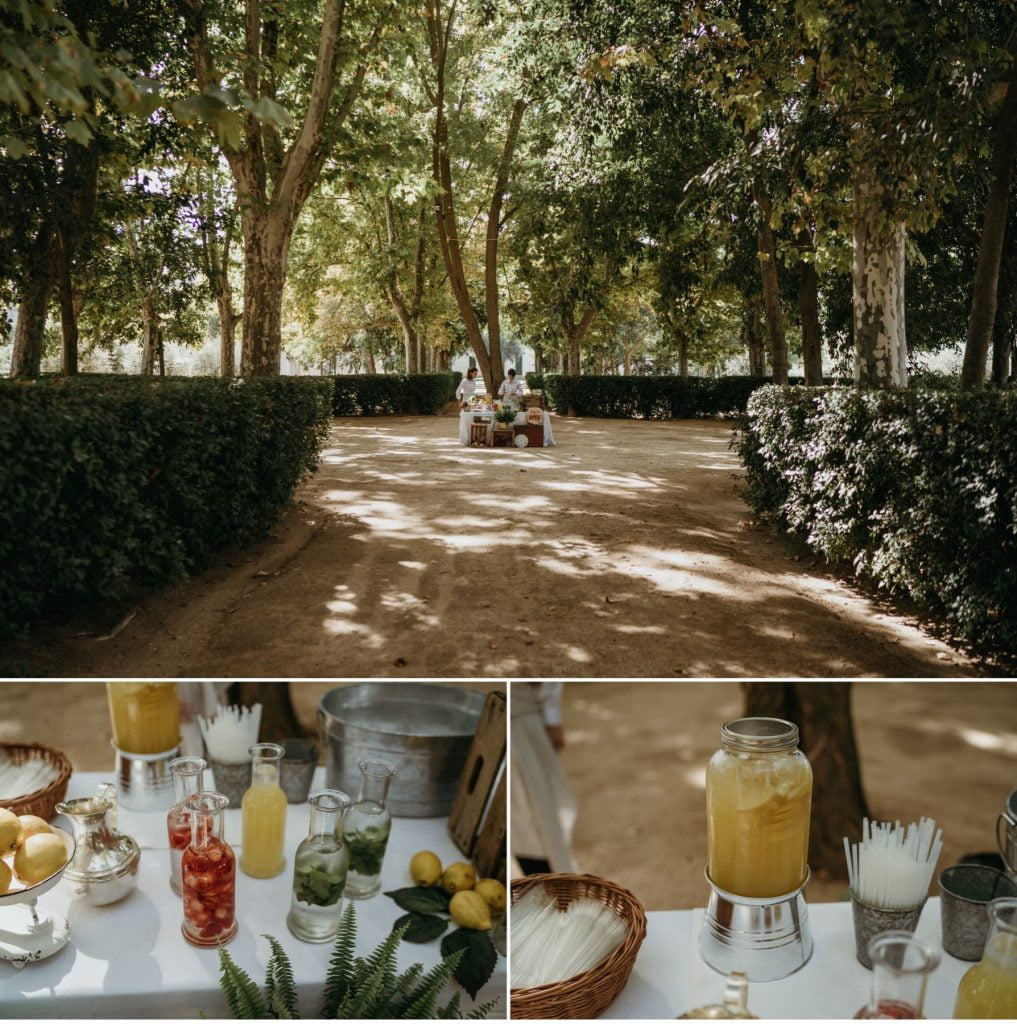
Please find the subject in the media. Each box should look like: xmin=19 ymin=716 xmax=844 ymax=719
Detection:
xmin=320 ymin=904 xmax=358 ymax=1017
xmin=398 ymin=949 xmax=462 ymax=1020
xmin=218 ymin=946 xmax=270 ymax=1019
xmin=435 ymin=991 xmax=462 ymax=1019
xmin=466 ymin=998 xmax=500 ymax=1019
xmin=338 ymin=925 xmax=404 ymax=1018
xmin=264 ymin=935 xmax=299 ymax=1019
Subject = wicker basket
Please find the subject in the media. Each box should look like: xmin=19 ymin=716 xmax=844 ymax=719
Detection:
xmin=510 ymin=873 xmax=647 ymax=1019
xmin=0 ymin=743 xmax=73 ymax=821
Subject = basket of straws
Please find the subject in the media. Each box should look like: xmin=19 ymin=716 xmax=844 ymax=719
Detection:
xmin=510 ymin=872 xmax=647 ymax=1019
xmin=0 ymin=743 xmax=72 ymax=821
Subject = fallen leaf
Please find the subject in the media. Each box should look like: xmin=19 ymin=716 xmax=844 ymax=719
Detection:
xmin=394 ymin=656 xmax=408 ymax=667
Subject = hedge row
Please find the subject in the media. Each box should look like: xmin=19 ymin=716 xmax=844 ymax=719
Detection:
xmin=737 ymin=385 xmax=1017 ymax=661
xmin=0 ymin=375 xmax=333 ymax=635
xmin=332 ymin=373 xmax=457 ymax=415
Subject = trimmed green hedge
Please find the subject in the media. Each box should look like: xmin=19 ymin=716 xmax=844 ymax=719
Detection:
xmin=0 ymin=375 xmax=333 ymax=635
xmin=737 ymin=385 xmax=1017 ymax=660
xmin=332 ymin=373 xmax=456 ymax=415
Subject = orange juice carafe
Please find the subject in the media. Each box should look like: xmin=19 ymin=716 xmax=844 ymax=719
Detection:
xmin=106 ymin=681 xmax=180 ymax=754
xmin=240 ymin=743 xmax=287 ymax=878
xmin=954 ymin=897 xmax=1017 ymax=1018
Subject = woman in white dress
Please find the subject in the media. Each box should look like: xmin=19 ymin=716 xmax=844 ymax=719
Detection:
xmin=456 ymin=367 xmax=479 ymax=409
xmin=498 ymin=368 xmax=523 ymax=409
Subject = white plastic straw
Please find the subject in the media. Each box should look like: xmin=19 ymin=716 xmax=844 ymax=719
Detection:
xmin=198 ymin=704 xmax=262 ymax=763
xmin=0 ymin=752 xmax=59 ymax=800
xmin=843 ymin=816 xmax=943 ymax=910
xmin=511 ymin=885 xmax=628 ymax=988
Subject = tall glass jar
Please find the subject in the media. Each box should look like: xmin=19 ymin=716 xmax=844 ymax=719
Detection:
xmin=106 ymin=681 xmax=180 ymax=754
xmin=954 ymin=897 xmax=1017 ymax=1018
xmin=854 ymin=932 xmax=938 ymax=1019
xmin=181 ymin=791 xmax=237 ymax=947
xmin=342 ymin=759 xmax=396 ymax=899
xmin=167 ymin=756 xmax=206 ymax=894
xmin=706 ymin=717 xmax=813 ymax=898
xmin=287 ymin=789 xmax=352 ymax=942
xmin=240 ymin=742 xmax=287 ymax=878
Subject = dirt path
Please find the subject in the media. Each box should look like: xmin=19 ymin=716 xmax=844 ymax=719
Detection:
xmin=3 ymin=416 xmax=976 ymax=678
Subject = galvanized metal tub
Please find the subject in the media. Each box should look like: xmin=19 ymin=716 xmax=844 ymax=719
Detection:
xmin=317 ymin=683 xmax=485 ymax=818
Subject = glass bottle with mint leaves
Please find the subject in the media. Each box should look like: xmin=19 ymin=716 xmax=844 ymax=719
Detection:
xmin=342 ymin=759 xmax=396 ymax=899
xmin=287 ymin=789 xmax=352 ymax=942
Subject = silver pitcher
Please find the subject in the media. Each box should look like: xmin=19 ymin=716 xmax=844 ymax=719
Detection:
xmin=57 ymin=783 xmax=141 ymax=906
xmin=998 ymin=788 xmax=1017 ymax=880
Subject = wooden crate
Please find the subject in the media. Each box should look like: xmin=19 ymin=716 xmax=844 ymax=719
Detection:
xmin=447 ymin=690 xmax=506 ymax=881
xmin=492 ymin=427 xmax=514 ymax=448
xmin=513 ymin=423 xmax=544 ymax=448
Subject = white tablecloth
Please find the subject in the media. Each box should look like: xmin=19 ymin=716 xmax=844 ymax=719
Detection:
xmin=0 ymin=771 xmax=505 ymax=1018
xmin=458 ymin=410 xmax=555 ymax=447
xmin=601 ymin=898 xmax=967 ymax=1019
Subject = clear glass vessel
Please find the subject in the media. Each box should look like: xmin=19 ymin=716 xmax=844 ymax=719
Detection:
xmin=706 ymin=717 xmax=812 ymax=898
xmin=181 ymin=791 xmax=237 ymax=947
xmin=287 ymin=789 xmax=352 ymax=942
xmin=167 ymin=756 xmax=206 ymax=894
xmin=106 ymin=681 xmax=180 ymax=754
xmin=953 ymin=897 xmax=1017 ymax=1018
xmin=240 ymin=742 xmax=288 ymax=878
xmin=854 ymin=932 xmax=938 ymax=1019
xmin=342 ymin=759 xmax=396 ymax=899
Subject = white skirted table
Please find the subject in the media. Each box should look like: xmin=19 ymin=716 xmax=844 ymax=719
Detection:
xmin=600 ymin=898 xmax=968 ymax=1019
xmin=458 ymin=409 xmax=555 ymax=447
xmin=0 ymin=770 xmax=505 ymax=1018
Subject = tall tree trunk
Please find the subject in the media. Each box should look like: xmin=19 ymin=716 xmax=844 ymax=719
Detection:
xmin=992 ymin=315 xmax=1012 ymax=384
xmin=752 ymin=181 xmax=789 ymax=384
xmin=228 ymin=682 xmax=304 ymax=741
xmin=797 ymin=229 xmax=823 ymax=385
xmin=57 ymin=241 xmax=79 ymax=376
xmin=742 ymin=682 xmax=869 ymax=878
xmin=240 ymin=214 xmax=288 ymax=376
xmin=218 ymin=295 xmax=238 ymax=378
xmin=140 ymin=299 xmax=158 ymax=376
xmin=961 ymin=47 xmax=1017 ymax=389
xmin=10 ymin=224 xmax=57 ymax=378
xmin=852 ymin=168 xmax=908 ymax=387
xmin=364 ymin=346 xmax=377 ymax=374
xmin=745 ymin=297 xmax=767 ymax=376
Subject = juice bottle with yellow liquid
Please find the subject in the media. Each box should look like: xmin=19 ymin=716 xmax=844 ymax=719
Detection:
xmin=706 ymin=717 xmax=812 ymax=898
xmin=106 ymin=681 xmax=180 ymax=754
xmin=240 ymin=743 xmax=287 ymax=879
xmin=954 ymin=897 xmax=1017 ymax=1018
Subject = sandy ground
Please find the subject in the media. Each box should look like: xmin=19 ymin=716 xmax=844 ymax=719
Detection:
xmin=553 ymin=681 xmax=1017 ymax=910
xmin=0 ymin=416 xmax=980 ymax=678
xmin=0 ymin=680 xmax=500 ymax=770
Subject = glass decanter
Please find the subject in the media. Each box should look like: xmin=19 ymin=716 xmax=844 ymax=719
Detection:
xmin=854 ymin=932 xmax=939 ymax=1019
xmin=342 ymin=759 xmax=396 ymax=899
xmin=181 ymin=791 xmax=237 ymax=947
xmin=167 ymin=756 xmax=206 ymax=894
xmin=240 ymin=742 xmax=287 ymax=879
xmin=287 ymin=789 xmax=352 ymax=942
xmin=954 ymin=897 xmax=1017 ymax=1018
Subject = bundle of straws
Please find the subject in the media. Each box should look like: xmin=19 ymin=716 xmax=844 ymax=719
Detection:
xmin=511 ymin=885 xmax=628 ymax=989
xmin=198 ymin=704 xmax=262 ymax=764
xmin=843 ymin=816 xmax=943 ymax=910
xmin=0 ymin=751 xmax=60 ymax=800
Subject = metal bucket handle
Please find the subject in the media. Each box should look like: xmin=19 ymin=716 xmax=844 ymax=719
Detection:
xmin=998 ymin=813 xmax=1016 ymax=873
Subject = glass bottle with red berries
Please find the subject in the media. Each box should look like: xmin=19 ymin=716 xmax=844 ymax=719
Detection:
xmin=854 ymin=932 xmax=939 ymax=1019
xmin=181 ymin=791 xmax=237 ymax=947
xmin=167 ymin=756 xmax=206 ymax=895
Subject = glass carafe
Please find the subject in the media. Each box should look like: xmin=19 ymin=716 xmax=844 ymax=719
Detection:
xmin=288 ymin=789 xmax=352 ymax=942
xmin=167 ymin=756 xmax=206 ymax=894
xmin=342 ymin=759 xmax=396 ymax=899
xmin=106 ymin=681 xmax=180 ymax=754
xmin=181 ymin=791 xmax=237 ymax=947
xmin=954 ymin=897 xmax=1017 ymax=1018
xmin=854 ymin=932 xmax=938 ymax=1018
xmin=706 ymin=717 xmax=813 ymax=898
xmin=240 ymin=742 xmax=287 ymax=878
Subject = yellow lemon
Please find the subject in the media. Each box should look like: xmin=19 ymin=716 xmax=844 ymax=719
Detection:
xmin=474 ymin=878 xmax=507 ymax=910
xmin=441 ymin=861 xmax=476 ymax=894
xmin=0 ymin=858 xmax=11 ymax=894
xmin=449 ymin=889 xmax=492 ymax=931
xmin=410 ymin=850 xmax=442 ymax=887
xmin=13 ymin=833 xmax=67 ymax=885
xmin=18 ymin=815 xmax=53 ymax=843
xmin=0 ymin=808 xmax=23 ymax=853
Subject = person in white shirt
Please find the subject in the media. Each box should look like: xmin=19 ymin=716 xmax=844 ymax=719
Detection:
xmin=456 ymin=367 xmax=478 ymax=409
xmin=498 ymin=368 xmax=523 ymax=409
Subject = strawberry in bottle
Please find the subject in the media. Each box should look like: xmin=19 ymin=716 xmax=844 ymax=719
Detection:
xmin=167 ymin=756 xmax=206 ymax=895
xmin=181 ymin=791 xmax=237 ymax=947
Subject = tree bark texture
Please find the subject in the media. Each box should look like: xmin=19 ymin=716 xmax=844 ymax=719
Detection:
xmin=218 ymin=295 xmax=239 ymax=378
xmin=57 ymin=243 xmax=79 ymax=376
xmin=239 ymin=214 xmax=288 ymax=375
xmin=797 ymin=229 xmax=824 ymax=385
xmin=852 ymin=169 xmax=908 ymax=387
xmin=744 ymin=298 xmax=767 ymax=376
xmin=140 ymin=298 xmax=159 ymax=376
xmin=992 ymin=314 xmax=1012 ymax=384
xmin=227 ymin=682 xmax=305 ymax=741
xmin=961 ymin=47 xmax=1017 ymax=389
xmin=10 ymin=223 xmax=57 ymax=378
xmin=752 ymin=181 xmax=788 ymax=384
xmin=742 ymin=682 xmax=869 ymax=878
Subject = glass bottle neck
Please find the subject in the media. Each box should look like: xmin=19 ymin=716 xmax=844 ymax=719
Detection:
xmin=251 ymin=760 xmax=280 ymax=786
xmin=983 ymin=919 xmax=1017 ymax=968
xmin=171 ymin=758 xmax=206 ymax=804
xmin=357 ymin=773 xmax=392 ymax=807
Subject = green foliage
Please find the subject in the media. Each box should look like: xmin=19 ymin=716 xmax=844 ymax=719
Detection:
xmin=393 ymin=912 xmax=450 ymax=943
xmin=331 ymin=373 xmax=455 ymax=416
xmin=385 ymin=887 xmax=451 ymax=916
xmin=439 ymin=929 xmax=499 ymax=1002
xmin=0 ymin=375 xmax=332 ymax=636
xmin=737 ymin=385 xmax=1017 ymax=663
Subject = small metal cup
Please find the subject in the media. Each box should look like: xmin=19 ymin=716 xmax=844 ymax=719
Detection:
xmin=850 ymin=893 xmax=926 ymax=969
xmin=209 ymin=757 xmax=252 ymax=807
xmin=280 ymin=739 xmax=319 ymax=803
xmin=940 ymin=863 xmax=1017 ymax=960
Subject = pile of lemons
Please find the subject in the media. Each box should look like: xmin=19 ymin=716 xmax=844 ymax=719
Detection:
xmin=0 ymin=807 xmax=68 ymax=893
xmin=409 ymin=850 xmax=506 ymax=931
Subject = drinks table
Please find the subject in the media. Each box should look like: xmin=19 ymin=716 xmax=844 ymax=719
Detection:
xmin=600 ymin=898 xmax=966 ymax=1019
xmin=458 ymin=409 xmax=555 ymax=447
xmin=0 ymin=771 xmax=505 ymax=1018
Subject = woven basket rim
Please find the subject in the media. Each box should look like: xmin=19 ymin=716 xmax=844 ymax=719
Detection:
xmin=509 ymin=872 xmax=648 ymax=996
xmin=0 ymin=742 xmax=73 ymax=807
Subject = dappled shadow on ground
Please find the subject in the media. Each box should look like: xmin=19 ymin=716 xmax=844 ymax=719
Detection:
xmin=2 ymin=416 xmax=976 ymax=677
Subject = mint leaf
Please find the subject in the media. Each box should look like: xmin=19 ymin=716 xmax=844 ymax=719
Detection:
xmin=384 ymin=886 xmax=451 ymax=914
xmin=392 ymin=911 xmax=449 ymax=943
xmin=440 ymin=927 xmax=497 ymax=1000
